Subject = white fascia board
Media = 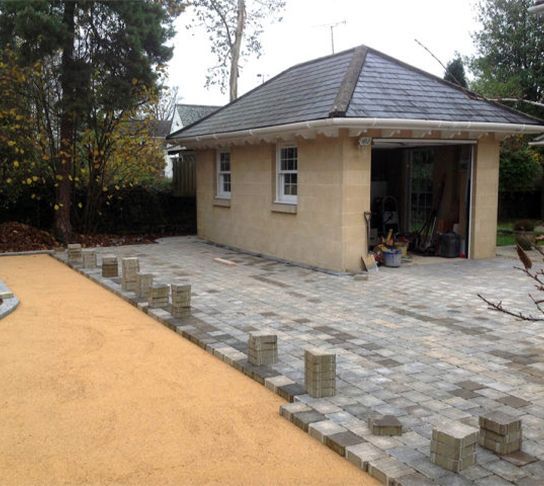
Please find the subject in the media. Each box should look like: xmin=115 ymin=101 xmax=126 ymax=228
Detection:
xmin=170 ymin=117 xmax=544 ymax=146
xmin=529 ymin=3 xmax=544 ymax=14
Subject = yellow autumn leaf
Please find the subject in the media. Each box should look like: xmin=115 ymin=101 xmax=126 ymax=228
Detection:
xmin=78 ymin=202 xmax=83 ymax=208
xmin=26 ymin=177 xmax=32 ymax=184
xmin=32 ymin=176 xmax=38 ymax=182
xmin=6 ymin=178 xmax=12 ymax=184
xmin=13 ymin=160 xmax=19 ymax=168
xmin=54 ymin=204 xmax=59 ymax=211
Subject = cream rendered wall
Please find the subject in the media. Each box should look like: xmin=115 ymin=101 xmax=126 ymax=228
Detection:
xmin=470 ymin=138 xmax=501 ymax=259
xmin=195 ymin=133 xmax=370 ymax=272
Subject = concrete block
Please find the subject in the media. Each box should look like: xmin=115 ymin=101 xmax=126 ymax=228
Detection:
xmin=248 ymin=332 xmax=278 ymax=366
xmin=82 ymin=249 xmax=97 ymax=268
xmin=136 ymin=273 xmax=153 ymax=299
xmin=149 ymin=283 xmax=169 ymax=308
xmin=325 ymin=431 xmax=364 ymax=456
xmin=121 ymin=257 xmax=139 ymax=291
xmin=308 ymin=420 xmax=347 ymax=444
xmin=430 ymin=451 xmax=476 ymax=472
xmin=432 ymin=422 xmax=479 ymax=449
xmin=368 ymin=415 xmax=403 ymax=436
xmin=479 ymin=411 xmax=521 ymax=436
xmin=345 ymin=442 xmax=386 ymax=471
xmin=304 ymin=348 xmax=336 ymax=398
xmin=279 ymin=402 xmax=311 ymax=421
xmin=67 ymin=243 xmax=82 ymax=263
xmin=101 ymin=255 xmax=118 ymax=277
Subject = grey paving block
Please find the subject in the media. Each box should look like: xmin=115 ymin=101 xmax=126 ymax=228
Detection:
xmin=325 ymin=430 xmax=364 ymax=456
xmin=292 ymin=410 xmax=327 ymax=432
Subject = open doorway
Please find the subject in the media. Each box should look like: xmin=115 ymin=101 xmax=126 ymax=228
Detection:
xmin=369 ymin=141 xmax=474 ymax=261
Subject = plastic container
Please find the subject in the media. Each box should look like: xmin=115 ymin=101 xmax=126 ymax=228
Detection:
xmin=383 ymin=249 xmax=402 ymax=268
xmin=439 ymin=232 xmax=461 ymax=258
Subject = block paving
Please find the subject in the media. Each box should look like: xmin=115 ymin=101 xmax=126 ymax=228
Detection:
xmin=57 ymin=236 xmax=544 ymax=485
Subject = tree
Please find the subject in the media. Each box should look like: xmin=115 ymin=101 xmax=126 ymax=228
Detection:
xmin=190 ymin=0 xmax=285 ymax=101
xmin=152 ymin=85 xmax=180 ymax=121
xmin=479 ymin=244 xmax=544 ymax=321
xmin=444 ymin=56 xmax=468 ymax=88
xmin=499 ymin=136 xmax=543 ymax=193
xmin=0 ymin=0 xmax=183 ymax=241
xmin=472 ymin=0 xmax=544 ymax=106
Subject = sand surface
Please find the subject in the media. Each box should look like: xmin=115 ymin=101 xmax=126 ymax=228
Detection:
xmin=0 ymin=255 xmax=376 ymax=485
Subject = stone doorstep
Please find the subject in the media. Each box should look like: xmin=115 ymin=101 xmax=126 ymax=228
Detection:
xmin=309 ymin=420 xmax=347 ymax=444
xmin=292 ymin=410 xmax=327 ymax=433
xmin=430 ymin=440 xmax=476 ymax=459
xmin=325 ymin=431 xmax=365 ymax=456
xmin=479 ymin=411 xmax=522 ymax=436
xmin=430 ymin=451 xmax=476 ymax=472
xmin=367 ymin=456 xmax=415 ymax=485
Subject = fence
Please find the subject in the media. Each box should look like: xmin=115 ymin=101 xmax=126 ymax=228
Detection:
xmin=172 ymin=152 xmax=196 ymax=197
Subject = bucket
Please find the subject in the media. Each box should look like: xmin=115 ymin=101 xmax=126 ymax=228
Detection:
xmin=383 ymin=249 xmax=401 ymax=268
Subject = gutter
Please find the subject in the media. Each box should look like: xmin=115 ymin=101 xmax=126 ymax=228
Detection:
xmin=169 ymin=117 xmax=544 ymax=144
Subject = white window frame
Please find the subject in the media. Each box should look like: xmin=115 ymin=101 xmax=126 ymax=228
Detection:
xmin=276 ymin=144 xmax=298 ymax=204
xmin=216 ymin=150 xmax=231 ymax=199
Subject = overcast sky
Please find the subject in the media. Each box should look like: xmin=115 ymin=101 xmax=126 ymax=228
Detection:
xmin=167 ymin=0 xmax=481 ymax=106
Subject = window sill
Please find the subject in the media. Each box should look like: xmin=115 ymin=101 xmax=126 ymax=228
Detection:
xmin=214 ymin=197 xmax=231 ymax=208
xmin=271 ymin=202 xmax=297 ymax=214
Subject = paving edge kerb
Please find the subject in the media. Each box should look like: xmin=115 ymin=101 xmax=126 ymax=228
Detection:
xmin=0 ymin=282 xmax=20 ymax=320
xmin=50 ymin=252 xmax=530 ymax=486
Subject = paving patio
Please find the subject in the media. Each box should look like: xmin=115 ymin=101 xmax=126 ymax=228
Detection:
xmin=64 ymin=236 xmax=544 ymax=485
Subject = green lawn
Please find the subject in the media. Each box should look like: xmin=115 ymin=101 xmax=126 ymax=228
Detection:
xmin=497 ymin=219 xmax=543 ymax=247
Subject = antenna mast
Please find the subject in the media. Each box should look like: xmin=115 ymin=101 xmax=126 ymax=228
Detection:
xmin=315 ymin=20 xmax=347 ymax=54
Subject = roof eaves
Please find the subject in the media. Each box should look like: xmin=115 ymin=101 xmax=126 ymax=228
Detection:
xmin=329 ymin=46 xmax=368 ymax=118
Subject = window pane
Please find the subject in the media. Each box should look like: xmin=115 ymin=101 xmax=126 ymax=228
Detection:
xmin=222 ymin=174 xmax=231 ymax=192
xmin=280 ymin=147 xmax=297 ymax=171
xmin=283 ymin=173 xmax=297 ymax=195
xmin=220 ymin=152 xmax=230 ymax=172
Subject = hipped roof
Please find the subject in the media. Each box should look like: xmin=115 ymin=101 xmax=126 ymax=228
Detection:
xmin=168 ymin=45 xmax=543 ymax=141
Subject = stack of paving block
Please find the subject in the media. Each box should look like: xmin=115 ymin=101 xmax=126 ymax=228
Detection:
xmin=82 ymin=249 xmax=97 ymax=269
xmin=368 ymin=415 xmax=403 ymax=436
xmin=67 ymin=244 xmax=82 ymax=264
xmin=431 ymin=422 xmax=479 ymax=472
xmin=248 ymin=332 xmax=278 ymax=366
xmin=121 ymin=257 xmax=140 ymax=292
xmin=479 ymin=411 xmax=522 ymax=454
xmin=101 ymin=255 xmax=118 ymax=278
xmin=136 ymin=272 xmax=153 ymax=299
xmin=304 ymin=348 xmax=336 ymax=398
xmin=170 ymin=281 xmax=191 ymax=317
xmin=149 ymin=283 xmax=170 ymax=308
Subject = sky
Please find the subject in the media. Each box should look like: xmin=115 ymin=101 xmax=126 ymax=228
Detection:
xmin=167 ymin=0 xmax=481 ymax=107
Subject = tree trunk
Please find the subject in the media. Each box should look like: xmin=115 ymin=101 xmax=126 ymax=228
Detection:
xmin=229 ymin=0 xmax=246 ymax=102
xmin=54 ymin=0 xmax=76 ymax=242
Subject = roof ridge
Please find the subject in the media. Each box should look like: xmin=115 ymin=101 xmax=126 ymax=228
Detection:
xmin=176 ymin=103 xmax=221 ymax=108
xmin=329 ymin=46 xmax=368 ymax=118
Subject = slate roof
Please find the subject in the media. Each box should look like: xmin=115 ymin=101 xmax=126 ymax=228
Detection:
xmin=175 ymin=104 xmax=221 ymax=128
xmin=169 ymin=45 xmax=542 ymax=140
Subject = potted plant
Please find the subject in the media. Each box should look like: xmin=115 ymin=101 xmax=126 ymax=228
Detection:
xmin=514 ymin=220 xmax=536 ymax=250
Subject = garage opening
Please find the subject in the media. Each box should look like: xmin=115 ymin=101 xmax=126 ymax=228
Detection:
xmin=369 ymin=140 xmax=474 ymax=262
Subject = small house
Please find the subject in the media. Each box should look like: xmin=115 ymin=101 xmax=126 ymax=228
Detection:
xmin=168 ymin=46 xmax=544 ymax=272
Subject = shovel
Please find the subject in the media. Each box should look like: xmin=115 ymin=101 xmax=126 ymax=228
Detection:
xmin=361 ymin=211 xmax=378 ymax=272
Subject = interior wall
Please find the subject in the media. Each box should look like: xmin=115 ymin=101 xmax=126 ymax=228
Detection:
xmin=370 ymin=144 xmax=471 ymax=249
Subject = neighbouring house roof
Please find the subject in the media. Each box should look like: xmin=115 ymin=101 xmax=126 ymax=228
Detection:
xmin=120 ymin=119 xmax=172 ymax=139
xmin=174 ymin=104 xmax=221 ymax=129
xmin=168 ymin=45 xmax=543 ymax=142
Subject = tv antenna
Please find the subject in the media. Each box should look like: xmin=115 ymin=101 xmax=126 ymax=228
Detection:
xmin=315 ymin=20 xmax=347 ymax=54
